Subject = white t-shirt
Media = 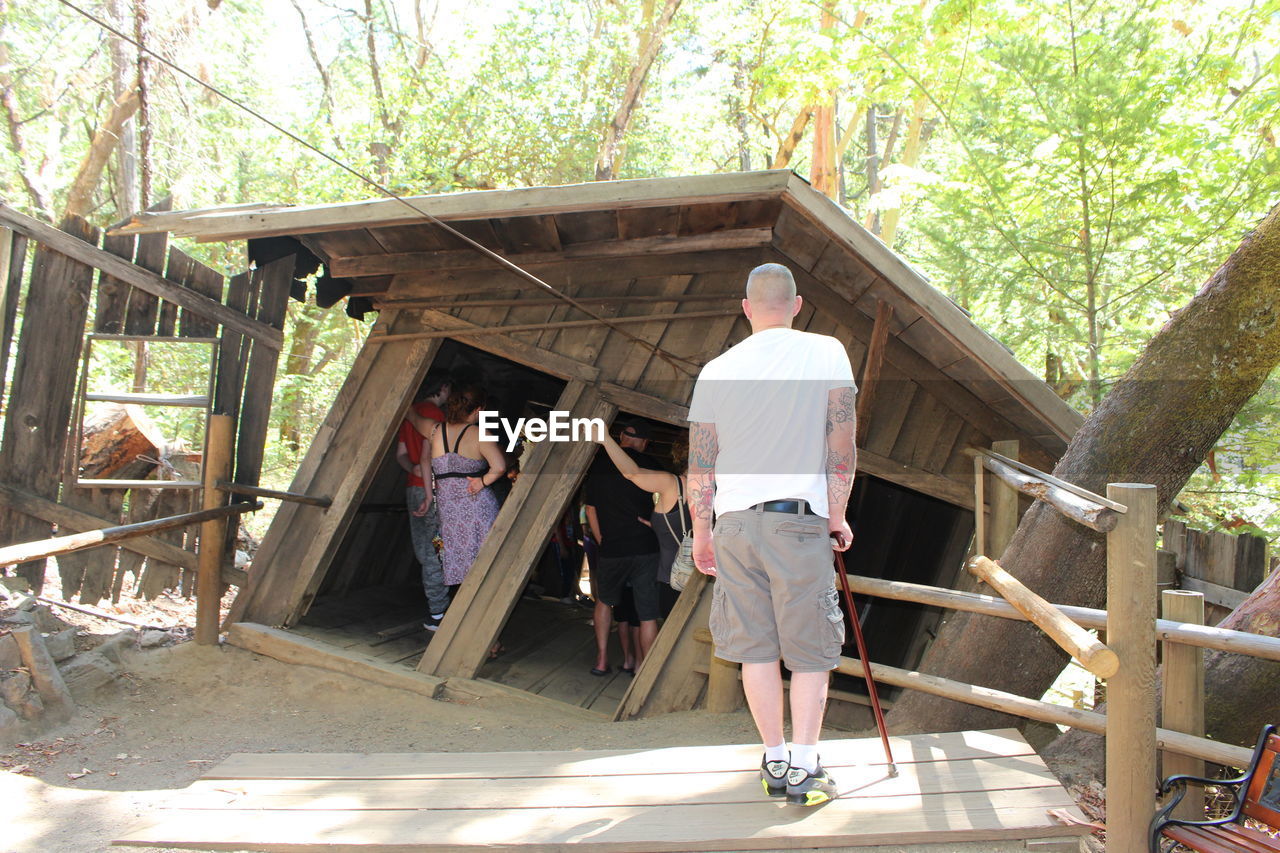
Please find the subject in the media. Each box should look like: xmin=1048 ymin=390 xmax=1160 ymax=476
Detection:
xmin=687 ymin=327 xmax=856 ymax=518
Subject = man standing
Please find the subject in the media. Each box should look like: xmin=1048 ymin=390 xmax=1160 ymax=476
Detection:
xmin=584 ymin=421 xmax=662 ymax=675
xmin=400 ymin=375 xmax=450 ymax=631
xmin=687 ymin=263 xmax=856 ymax=807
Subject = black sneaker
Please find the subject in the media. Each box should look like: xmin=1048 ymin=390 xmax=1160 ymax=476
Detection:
xmin=424 ymin=613 xmax=445 ymax=632
xmin=786 ymin=762 xmax=837 ymax=806
xmin=760 ymin=754 xmax=789 ymax=798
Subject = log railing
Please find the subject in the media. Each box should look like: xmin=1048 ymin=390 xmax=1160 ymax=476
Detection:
xmin=856 ymin=442 xmax=1258 ymax=851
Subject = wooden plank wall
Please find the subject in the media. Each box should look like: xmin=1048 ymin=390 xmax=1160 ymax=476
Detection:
xmin=0 ymin=213 xmax=286 ymax=602
xmin=1163 ymin=521 xmax=1269 ymax=624
xmin=0 ymin=216 xmax=99 ymax=589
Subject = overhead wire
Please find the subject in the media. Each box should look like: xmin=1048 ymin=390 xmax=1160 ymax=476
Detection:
xmin=52 ymin=0 xmax=704 ymax=376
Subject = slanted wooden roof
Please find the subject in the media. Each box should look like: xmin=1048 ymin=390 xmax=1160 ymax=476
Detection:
xmin=120 ymin=170 xmax=1081 ymax=477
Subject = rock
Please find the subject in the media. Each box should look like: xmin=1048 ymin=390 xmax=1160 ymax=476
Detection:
xmin=60 ymin=651 xmax=119 ymax=701
xmin=32 ymin=605 xmax=65 ymax=633
xmin=1 ymin=611 xmax=35 ymax=627
xmin=43 ymin=628 xmax=78 ymax=663
xmin=234 ymin=549 xmax=250 ymax=568
xmin=97 ymin=629 xmax=137 ymax=665
xmin=139 ymin=629 xmax=171 ymax=649
xmin=0 ymin=704 xmax=20 ymax=739
xmin=0 ymin=576 xmax=31 ymax=594
xmin=0 ymin=633 xmax=20 ymax=670
xmin=0 ymin=672 xmax=43 ymax=720
xmin=0 ymin=670 xmax=31 ymax=705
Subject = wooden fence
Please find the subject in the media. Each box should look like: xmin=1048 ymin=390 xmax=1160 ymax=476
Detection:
xmin=0 ymin=204 xmax=292 ymax=605
xmin=833 ymin=445 xmax=1280 ymax=851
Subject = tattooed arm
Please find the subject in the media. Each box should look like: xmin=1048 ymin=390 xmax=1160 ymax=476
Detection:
xmin=688 ymin=420 xmax=719 ymax=575
xmin=825 ymin=385 xmax=856 ymax=551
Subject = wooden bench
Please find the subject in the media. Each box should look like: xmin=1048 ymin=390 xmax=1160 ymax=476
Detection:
xmin=1150 ymin=723 xmax=1280 ymax=852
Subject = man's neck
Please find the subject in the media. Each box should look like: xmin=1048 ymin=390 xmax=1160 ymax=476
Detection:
xmin=750 ymin=321 xmax=792 ymax=334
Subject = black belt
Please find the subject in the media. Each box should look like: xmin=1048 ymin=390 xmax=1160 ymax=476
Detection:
xmin=755 ymin=500 xmax=813 ymax=515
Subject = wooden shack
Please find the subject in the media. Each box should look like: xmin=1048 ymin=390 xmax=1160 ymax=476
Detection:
xmin=116 ymin=170 xmax=1082 ymax=721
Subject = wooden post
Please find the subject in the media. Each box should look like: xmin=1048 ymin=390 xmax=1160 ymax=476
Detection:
xmin=706 ymin=645 xmax=744 ymax=713
xmin=988 ymin=439 xmax=1019 ymax=557
xmin=196 ymin=414 xmax=234 ymax=645
xmin=1161 ymin=589 xmax=1205 ymax=821
xmin=1105 ymin=483 xmax=1158 ymax=853
xmin=11 ymin=626 xmax=75 ymax=722
xmin=972 ymin=455 xmax=986 ymax=557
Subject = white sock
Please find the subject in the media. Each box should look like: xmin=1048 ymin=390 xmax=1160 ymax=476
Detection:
xmin=790 ymin=743 xmax=818 ymax=774
xmin=764 ymin=743 xmax=788 ymax=764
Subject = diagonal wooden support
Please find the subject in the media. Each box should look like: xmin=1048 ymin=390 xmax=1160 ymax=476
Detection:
xmin=417 ymin=380 xmax=616 ymax=680
xmin=855 ymin=299 xmax=893 ymax=447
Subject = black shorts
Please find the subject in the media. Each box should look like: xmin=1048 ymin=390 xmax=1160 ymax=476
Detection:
xmin=597 ymin=553 xmax=660 ymax=622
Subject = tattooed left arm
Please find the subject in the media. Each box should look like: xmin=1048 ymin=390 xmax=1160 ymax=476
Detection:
xmin=825 ymin=386 xmax=856 ymax=549
xmin=688 ymin=420 xmax=719 ymax=573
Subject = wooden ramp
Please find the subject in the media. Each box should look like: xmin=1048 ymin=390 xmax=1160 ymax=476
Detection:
xmin=115 ymin=729 xmax=1088 ymax=851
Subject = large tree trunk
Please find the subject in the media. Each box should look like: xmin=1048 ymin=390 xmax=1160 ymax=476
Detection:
xmin=887 ymin=200 xmax=1280 ymax=736
xmin=1043 ymin=566 xmax=1280 ymax=782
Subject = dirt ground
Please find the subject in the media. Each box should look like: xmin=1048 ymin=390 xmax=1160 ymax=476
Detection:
xmin=2 ymin=640 xmax=771 ymax=853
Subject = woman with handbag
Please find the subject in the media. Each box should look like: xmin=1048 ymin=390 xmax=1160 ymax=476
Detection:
xmin=594 ymin=432 xmax=694 ymax=616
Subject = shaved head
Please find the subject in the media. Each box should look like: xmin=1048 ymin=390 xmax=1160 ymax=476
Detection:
xmin=745 ymin=263 xmax=797 ymax=308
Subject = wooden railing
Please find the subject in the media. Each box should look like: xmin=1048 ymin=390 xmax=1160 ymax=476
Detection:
xmin=847 ymin=443 xmax=1274 ymax=851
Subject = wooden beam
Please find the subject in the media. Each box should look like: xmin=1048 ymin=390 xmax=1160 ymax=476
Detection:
xmin=375 ymin=293 xmax=737 ymax=311
xmin=1161 ymin=590 xmax=1206 ymax=820
xmin=0 ymin=203 xmax=282 ymax=349
xmin=227 ymin=622 xmax=445 ymax=700
xmin=855 ymin=299 xmax=893 ymax=447
xmin=0 ymin=481 xmax=195 ymax=570
xmin=966 ymin=449 xmax=1119 ymax=532
xmin=835 ymin=654 xmax=1250 ymax=768
xmin=331 ymin=228 xmax=774 ymax=277
xmin=856 ymin=448 xmax=976 ymax=510
xmin=215 ymin=481 xmax=331 ymax=508
xmin=988 ymin=439 xmax=1020 ymax=557
xmin=384 ymin=248 xmax=771 ymax=302
xmin=0 ymin=501 xmax=260 ymax=568
xmin=366 ymin=309 xmax=737 ymax=344
xmin=196 ymin=414 xmax=234 ymax=645
xmin=408 ymin=308 xmax=599 ymax=382
xmin=1180 ymin=576 xmax=1249 ymax=611
xmin=966 ymin=556 xmax=1118 ymax=678
xmin=847 ymin=573 xmax=1280 ymax=661
xmin=1104 ymin=483 xmax=1158 ymax=853
xmin=115 ymin=171 xmax=794 ymax=240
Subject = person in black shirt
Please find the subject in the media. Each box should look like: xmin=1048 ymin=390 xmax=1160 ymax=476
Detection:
xmin=584 ymin=420 xmax=661 ymax=675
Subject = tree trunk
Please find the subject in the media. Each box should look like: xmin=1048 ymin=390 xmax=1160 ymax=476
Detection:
xmin=1043 ymin=566 xmax=1280 ymax=782
xmin=64 ymin=89 xmax=143 ymax=220
xmin=886 ymin=200 xmax=1280 ymax=737
xmin=594 ymin=0 xmax=683 ymax=181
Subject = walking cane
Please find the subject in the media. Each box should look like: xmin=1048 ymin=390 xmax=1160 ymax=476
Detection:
xmin=832 ymin=543 xmax=898 ymax=777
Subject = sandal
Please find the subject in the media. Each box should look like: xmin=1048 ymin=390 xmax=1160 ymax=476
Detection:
xmin=487 ymin=642 xmax=505 ymax=661
xmin=590 ymin=666 xmax=611 ymax=677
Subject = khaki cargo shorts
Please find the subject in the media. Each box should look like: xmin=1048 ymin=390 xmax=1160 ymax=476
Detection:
xmin=708 ymin=506 xmax=845 ymax=673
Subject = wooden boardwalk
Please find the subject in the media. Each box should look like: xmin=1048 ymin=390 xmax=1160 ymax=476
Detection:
xmin=115 ymin=729 xmax=1088 ymax=851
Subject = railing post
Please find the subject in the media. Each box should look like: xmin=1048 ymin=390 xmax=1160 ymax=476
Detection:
xmin=196 ymin=414 xmax=235 ymax=645
xmin=989 ymin=439 xmax=1019 ymax=558
xmin=972 ymin=455 xmax=986 ymax=557
xmin=1161 ymin=589 xmax=1206 ymax=820
xmin=706 ymin=644 xmax=744 ymax=713
xmin=1105 ymin=483 xmax=1158 ymax=853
